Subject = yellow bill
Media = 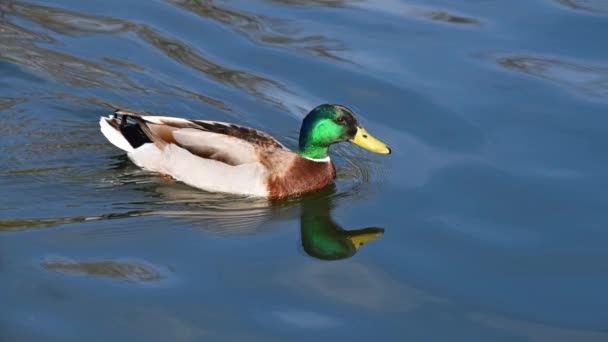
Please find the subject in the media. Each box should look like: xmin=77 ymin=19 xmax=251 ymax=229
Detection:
xmin=347 ymin=228 xmax=384 ymax=249
xmin=349 ymin=127 xmax=391 ymax=154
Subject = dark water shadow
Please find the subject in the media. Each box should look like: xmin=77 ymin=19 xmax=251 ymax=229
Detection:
xmin=345 ymin=2 xmax=481 ymax=27
xmin=262 ymin=0 xmax=349 ymax=8
xmin=0 ymin=210 xmax=152 ymax=233
xmin=496 ymin=55 xmax=608 ymax=100
xmin=418 ymin=10 xmax=480 ymax=25
xmin=41 ymin=258 xmax=169 ymax=283
xmin=554 ymin=0 xmax=608 ymax=15
xmin=0 ymin=96 xmax=27 ymax=111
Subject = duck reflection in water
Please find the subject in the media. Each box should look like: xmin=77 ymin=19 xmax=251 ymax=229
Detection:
xmin=298 ymin=193 xmax=384 ymax=260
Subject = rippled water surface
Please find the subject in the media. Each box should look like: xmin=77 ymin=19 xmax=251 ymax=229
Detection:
xmin=1 ymin=0 xmax=608 ymax=341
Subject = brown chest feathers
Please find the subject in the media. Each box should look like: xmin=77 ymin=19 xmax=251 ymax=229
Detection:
xmin=261 ymin=151 xmax=336 ymax=199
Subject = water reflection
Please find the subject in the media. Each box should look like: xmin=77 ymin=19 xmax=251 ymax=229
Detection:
xmin=136 ymin=179 xmax=384 ymax=260
xmin=144 ymin=184 xmax=280 ymax=236
xmin=299 ymin=193 xmax=383 ymax=260
xmin=126 ymin=161 xmax=383 ymax=259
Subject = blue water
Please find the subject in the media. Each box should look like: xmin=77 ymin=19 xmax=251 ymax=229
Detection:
xmin=1 ymin=0 xmax=608 ymax=340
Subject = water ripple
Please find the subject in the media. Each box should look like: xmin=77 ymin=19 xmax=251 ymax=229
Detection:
xmin=263 ymin=0 xmax=349 ymax=8
xmin=164 ymin=0 xmax=349 ymax=60
xmin=554 ymin=0 xmax=608 ymax=15
xmin=0 ymin=0 xmax=298 ymax=109
xmin=2 ymin=1 xmax=132 ymax=35
xmin=471 ymin=313 xmax=608 ymax=341
xmin=136 ymin=25 xmax=285 ymax=101
xmin=418 ymin=10 xmax=480 ymax=25
xmin=496 ymin=55 xmax=608 ymax=100
xmin=356 ymin=0 xmax=481 ymax=26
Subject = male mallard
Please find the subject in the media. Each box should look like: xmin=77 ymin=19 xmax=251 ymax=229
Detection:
xmin=99 ymin=104 xmax=390 ymax=199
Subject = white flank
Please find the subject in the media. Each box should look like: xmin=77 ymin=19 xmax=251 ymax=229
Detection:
xmin=99 ymin=117 xmax=134 ymax=152
xmin=128 ymin=144 xmax=269 ymax=197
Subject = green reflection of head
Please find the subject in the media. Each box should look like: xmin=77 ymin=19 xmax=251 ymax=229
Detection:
xmin=300 ymin=194 xmax=384 ymax=260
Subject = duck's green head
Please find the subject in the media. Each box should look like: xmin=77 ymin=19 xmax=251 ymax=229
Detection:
xmin=298 ymin=104 xmax=391 ymax=159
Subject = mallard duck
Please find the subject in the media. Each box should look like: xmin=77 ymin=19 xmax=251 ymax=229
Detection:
xmin=99 ymin=104 xmax=390 ymax=199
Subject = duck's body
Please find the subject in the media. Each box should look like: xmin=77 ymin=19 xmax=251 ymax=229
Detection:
xmin=100 ymin=105 xmax=389 ymax=199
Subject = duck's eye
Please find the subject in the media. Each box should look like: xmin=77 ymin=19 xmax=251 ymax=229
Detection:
xmin=334 ymin=117 xmax=345 ymax=124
